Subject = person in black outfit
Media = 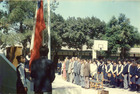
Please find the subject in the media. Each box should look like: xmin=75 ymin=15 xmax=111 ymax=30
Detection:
xmin=129 ymin=61 xmax=137 ymax=91
xmin=116 ymin=60 xmax=123 ymax=88
xmin=16 ymin=55 xmax=28 ymax=94
xmin=31 ymin=46 xmax=55 ymax=94
xmin=122 ymin=60 xmax=129 ymax=89
xmin=57 ymin=59 xmax=62 ymax=75
xmin=111 ymin=60 xmax=117 ymax=88
xmin=136 ymin=61 xmax=140 ymax=93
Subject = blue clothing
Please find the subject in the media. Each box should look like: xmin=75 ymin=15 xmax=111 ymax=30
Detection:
xmin=57 ymin=63 xmax=62 ymax=75
xmin=136 ymin=68 xmax=140 ymax=85
xmin=130 ymin=66 xmax=137 ymax=83
xmin=98 ymin=64 xmax=103 ymax=73
xmin=31 ymin=57 xmax=55 ymax=92
xmin=123 ymin=64 xmax=129 ymax=75
xmin=130 ymin=66 xmax=137 ymax=76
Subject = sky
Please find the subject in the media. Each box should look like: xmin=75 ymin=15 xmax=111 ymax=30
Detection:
xmin=0 ymin=0 xmax=140 ymax=32
xmin=54 ymin=0 xmax=140 ymax=32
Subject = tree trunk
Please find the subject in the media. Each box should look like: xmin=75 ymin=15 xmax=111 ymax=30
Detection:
xmin=20 ymin=22 xmax=23 ymax=33
xmin=120 ymin=47 xmax=125 ymax=59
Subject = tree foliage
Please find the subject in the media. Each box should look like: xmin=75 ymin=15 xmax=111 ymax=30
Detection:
xmin=103 ymin=14 xmax=140 ymax=58
xmin=0 ymin=1 xmax=140 ymax=59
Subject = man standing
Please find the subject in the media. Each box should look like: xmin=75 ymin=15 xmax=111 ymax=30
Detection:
xmin=31 ymin=46 xmax=55 ymax=94
xmin=122 ymin=60 xmax=129 ymax=89
xmin=129 ymin=61 xmax=137 ymax=91
xmin=65 ymin=57 xmax=70 ymax=81
xmin=84 ymin=60 xmax=90 ymax=89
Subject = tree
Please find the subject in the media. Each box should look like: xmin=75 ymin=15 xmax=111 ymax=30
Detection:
xmin=62 ymin=17 xmax=87 ymax=52
xmin=82 ymin=17 xmax=106 ymax=49
xmin=103 ymin=14 xmax=140 ymax=58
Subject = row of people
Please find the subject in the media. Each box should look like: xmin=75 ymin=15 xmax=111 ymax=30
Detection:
xmin=58 ymin=57 xmax=140 ymax=93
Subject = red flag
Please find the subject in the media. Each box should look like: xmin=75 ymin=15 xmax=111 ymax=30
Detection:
xmin=29 ymin=0 xmax=46 ymax=71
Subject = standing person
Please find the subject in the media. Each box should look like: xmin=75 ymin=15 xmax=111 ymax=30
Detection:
xmin=31 ymin=46 xmax=55 ymax=94
xmin=73 ymin=57 xmax=78 ymax=84
xmin=116 ymin=60 xmax=123 ymax=88
xmin=68 ymin=59 xmax=72 ymax=82
xmin=90 ymin=60 xmax=97 ymax=79
xmin=136 ymin=61 xmax=140 ymax=93
xmin=129 ymin=61 xmax=137 ymax=91
xmin=80 ymin=60 xmax=85 ymax=88
xmin=128 ymin=60 xmax=132 ymax=88
xmin=111 ymin=60 xmax=118 ymax=88
xmin=65 ymin=57 xmax=70 ymax=81
xmin=62 ymin=60 xmax=67 ymax=80
xmin=97 ymin=60 xmax=104 ymax=82
xmin=57 ymin=59 xmax=62 ymax=75
xmin=122 ymin=60 xmax=129 ymax=89
xmin=16 ymin=55 xmax=28 ymax=94
xmin=102 ymin=60 xmax=107 ymax=84
xmin=92 ymin=60 xmax=98 ymax=79
xmin=71 ymin=57 xmax=75 ymax=83
xmin=77 ymin=58 xmax=82 ymax=85
xmin=84 ymin=60 xmax=90 ymax=89
xmin=106 ymin=60 xmax=113 ymax=86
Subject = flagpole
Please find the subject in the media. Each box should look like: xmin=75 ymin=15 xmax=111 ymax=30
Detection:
xmin=30 ymin=5 xmax=37 ymax=51
xmin=47 ymin=0 xmax=51 ymax=59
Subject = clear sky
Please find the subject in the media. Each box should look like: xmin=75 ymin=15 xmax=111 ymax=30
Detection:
xmin=54 ymin=0 xmax=140 ymax=32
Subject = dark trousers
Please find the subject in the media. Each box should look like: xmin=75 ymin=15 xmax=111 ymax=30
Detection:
xmin=116 ymin=79 xmax=123 ymax=88
xmin=35 ymin=92 xmax=43 ymax=94
xmin=137 ymin=85 xmax=140 ymax=92
xmin=130 ymin=84 xmax=136 ymax=91
xmin=17 ymin=86 xmax=27 ymax=94
xmin=111 ymin=76 xmax=116 ymax=86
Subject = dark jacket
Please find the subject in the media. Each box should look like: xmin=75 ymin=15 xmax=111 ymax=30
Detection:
xmin=136 ymin=68 xmax=140 ymax=78
xmin=31 ymin=57 xmax=55 ymax=92
xmin=122 ymin=64 xmax=129 ymax=75
xmin=98 ymin=64 xmax=103 ymax=73
xmin=130 ymin=65 xmax=137 ymax=77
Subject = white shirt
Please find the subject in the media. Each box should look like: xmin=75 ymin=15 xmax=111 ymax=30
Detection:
xmin=128 ymin=64 xmax=132 ymax=73
xmin=107 ymin=63 xmax=113 ymax=73
xmin=90 ymin=63 xmax=97 ymax=77
xmin=117 ymin=64 xmax=123 ymax=74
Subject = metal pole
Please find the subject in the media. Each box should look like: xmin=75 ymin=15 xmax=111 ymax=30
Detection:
xmin=47 ymin=0 xmax=51 ymax=59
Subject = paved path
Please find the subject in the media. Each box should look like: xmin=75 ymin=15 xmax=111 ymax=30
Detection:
xmin=52 ymin=74 xmax=139 ymax=94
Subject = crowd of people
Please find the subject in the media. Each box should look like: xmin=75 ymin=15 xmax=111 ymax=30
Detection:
xmin=58 ymin=57 xmax=140 ymax=93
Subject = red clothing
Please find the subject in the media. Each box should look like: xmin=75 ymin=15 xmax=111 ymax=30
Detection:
xmin=62 ymin=63 xmax=67 ymax=78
